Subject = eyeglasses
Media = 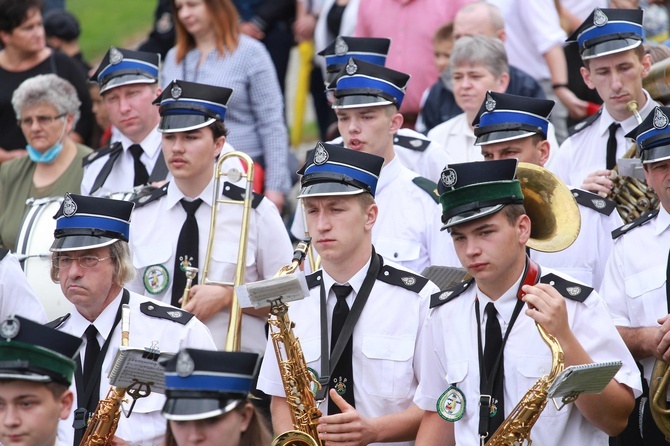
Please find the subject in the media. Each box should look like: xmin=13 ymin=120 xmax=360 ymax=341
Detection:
xmin=53 ymin=256 xmax=111 ymax=269
xmin=17 ymin=114 xmax=66 ymax=127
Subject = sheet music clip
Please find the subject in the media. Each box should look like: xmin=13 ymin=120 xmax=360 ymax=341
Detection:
xmin=142 ymin=341 xmax=161 ymax=360
xmin=235 ymin=272 xmax=310 ymax=309
xmin=548 ymin=361 xmax=623 ymax=411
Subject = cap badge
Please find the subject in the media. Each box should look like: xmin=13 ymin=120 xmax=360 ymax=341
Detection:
xmin=437 ymin=385 xmax=466 ymax=422
xmin=176 ymin=350 xmax=195 ymax=377
xmin=0 ymin=316 xmax=19 ymax=340
xmin=593 ymin=8 xmax=608 ymax=27
xmin=485 ymin=94 xmax=496 ymax=112
xmin=440 ymin=168 xmax=458 ymax=189
xmin=653 ymin=107 xmax=669 ymax=130
xmin=345 ymin=58 xmax=358 ymax=76
xmin=314 ymin=142 xmax=329 ymax=165
xmin=335 ymin=36 xmax=349 ymax=56
xmin=109 ymin=47 xmax=123 ymax=65
xmin=171 ymin=84 xmax=182 ymax=100
xmin=63 ymin=194 xmax=77 ymax=217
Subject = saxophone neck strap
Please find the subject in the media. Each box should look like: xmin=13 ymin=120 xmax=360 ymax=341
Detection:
xmin=315 ymin=249 xmax=381 ymax=402
xmin=73 ymin=289 xmax=130 ymax=432
xmin=475 ymin=257 xmax=540 ymax=440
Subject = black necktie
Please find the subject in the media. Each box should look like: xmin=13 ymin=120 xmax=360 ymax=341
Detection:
xmin=606 ymin=122 xmax=620 ymax=170
xmin=82 ymin=324 xmax=100 ymax=400
xmin=328 ymin=284 xmax=355 ymax=414
xmin=171 ymin=199 xmax=203 ymax=307
xmin=129 ymin=144 xmax=150 ymax=187
xmin=483 ymin=303 xmax=505 ymax=437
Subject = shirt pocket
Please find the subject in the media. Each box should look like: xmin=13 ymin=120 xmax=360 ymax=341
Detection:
xmin=445 ymin=360 xmax=473 ymax=421
xmin=375 ymin=237 xmax=420 ymax=263
xmin=132 ymin=244 xmax=173 ymax=294
xmin=516 ymin=355 xmax=567 ymax=418
xmin=361 ymin=334 xmax=415 ymax=399
xmin=208 ymin=241 xmax=257 ymax=283
xmin=132 ymin=243 xmax=172 ymax=269
xmin=624 ymin=266 xmax=666 ymax=324
xmin=299 ymin=337 xmax=322 ymax=370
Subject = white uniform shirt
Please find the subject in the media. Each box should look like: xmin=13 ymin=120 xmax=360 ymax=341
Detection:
xmin=428 ymin=113 xmax=561 ymax=166
xmin=0 ymin=252 xmax=47 ymax=322
xmin=127 ymin=175 xmax=293 ymax=354
xmin=600 ymin=205 xmax=670 ymax=384
xmin=414 ymin=268 xmax=641 ymax=446
xmin=57 ymin=290 xmax=216 ymax=446
xmin=532 ymin=189 xmax=624 ymax=291
xmin=257 ymin=257 xmax=439 ymax=446
xmin=81 ymin=128 xmax=164 ymax=196
xmin=488 ymin=0 xmax=566 ymax=81
xmin=291 ymin=157 xmax=445 ymax=274
xmin=550 ymin=91 xmax=658 ymax=187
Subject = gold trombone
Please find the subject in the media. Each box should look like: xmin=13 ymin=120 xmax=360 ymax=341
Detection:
xmin=200 ymin=150 xmax=254 ymax=352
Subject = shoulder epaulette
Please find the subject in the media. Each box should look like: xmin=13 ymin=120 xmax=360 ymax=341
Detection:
xmin=0 ymin=248 xmax=8 ymax=261
xmin=221 ymin=182 xmax=263 ymax=209
xmin=540 ymin=273 xmax=592 ymax=303
xmin=82 ymin=141 xmax=122 ymax=167
xmin=140 ymin=301 xmax=194 ymax=325
xmin=568 ymin=109 xmax=601 ymax=136
xmin=44 ymin=313 xmax=70 ymax=329
xmin=305 ymin=271 xmax=323 ymax=289
xmin=430 ymin=278 xmax=474 ymax=309
xmin=394 ymin=134 xmax=430 ymax=152
xmin=377 ymin=263 xmax=429 ymax=293
xmin=132 ymin=183 xmax=169 ymax=207
xmin=612 ymin=209 xmax=659 ymax=239
xmin=571 ymin=189 xmax=616 ymax=216
xmin=412 ymin=177 xmax=440 ymax=204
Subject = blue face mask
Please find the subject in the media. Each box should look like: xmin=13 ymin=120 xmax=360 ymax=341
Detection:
xmin=27 ymin=141 xmax=63 ymax=163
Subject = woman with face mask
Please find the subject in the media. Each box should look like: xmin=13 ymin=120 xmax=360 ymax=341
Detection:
xmin=0 ymin=73 xmax=92 ymax=251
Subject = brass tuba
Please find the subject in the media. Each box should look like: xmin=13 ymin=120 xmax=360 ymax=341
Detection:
xmin=80 ymin=304 xmax=131 ymax=446
xmin=606 ymin=101 xmax=660 ymax=223
xmin=200 ymin=150 xmax=254 ymax=351
xmin=269 ymin=240 xmax=323 ymax=446
xmin=485 ymin=163 xmax=580 ymax=445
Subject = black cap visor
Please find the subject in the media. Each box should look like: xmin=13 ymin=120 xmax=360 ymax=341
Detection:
xmin=158 ymin=115 xmax=216 ymax=133
xmin=50 ymin=234 xmax=118 ymax=252
xmin=475 ymin=130 xmax=541 ymax=146
xmin=162 ymin=395 xmax=243 ymax=421
xmin=581 ymin=37 xmax=642 ymax=60
xmin=332 ymin=94 xmax=394 ymax=109
xmin=100 ymin=73 xmax=157 ymax=94
xmin=642 ymin=143 xmax=670 ymax=164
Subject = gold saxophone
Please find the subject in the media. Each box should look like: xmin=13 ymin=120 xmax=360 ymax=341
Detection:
xmin=269 ymin=240 xmax=323 ymax=446
xmin=80 ymin=304 xmax=130 ymax=446
xmin=485 ymin=323 xmax=565 ymax=445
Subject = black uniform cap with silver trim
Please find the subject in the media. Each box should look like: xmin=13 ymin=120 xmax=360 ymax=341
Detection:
xmin=90 ymin=46 xmax=160 ymax=94
xmin=154 ymin=80 xmax=234 ymax=133
xmin=318 ymin=36 xmax=391 ymax=86
xmin=567 ymin=8 xmax=644 ymax=60
xmin=162 ymin=348 xmax=260 ymax=421
xmin=625 ymin=106 xmax=670 ymax=164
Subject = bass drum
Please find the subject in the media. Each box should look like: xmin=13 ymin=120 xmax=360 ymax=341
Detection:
xmin=15 ymin=196 xmax=72 ymax=320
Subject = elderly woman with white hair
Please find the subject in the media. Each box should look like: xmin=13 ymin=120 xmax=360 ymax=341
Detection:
xmin=0 ymin=73 xmax=92 ymax=251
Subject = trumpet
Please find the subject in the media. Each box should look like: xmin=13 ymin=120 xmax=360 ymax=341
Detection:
xmin=201 ymin=150 xmax=254 ymax=352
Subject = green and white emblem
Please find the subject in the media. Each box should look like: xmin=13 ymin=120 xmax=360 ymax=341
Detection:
xmin=437 ymin=385 xmax=466 ymax=422
xmin=143 ymin=264 xmax=169 ymax=295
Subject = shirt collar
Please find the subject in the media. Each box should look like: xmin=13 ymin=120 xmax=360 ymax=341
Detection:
xmin=600 ymin=90 xmax=658 ymax=136
xmin=475 ymin=271 xmax=524 ymax=326
xmin=69 ymin=290 xmax=124 ymax=343
xmin=119 ymin=127 xmax=162 ymax=157
xmin=321 ymin=255 xmax=372 ymax=302
xmin=376 ymin=156 xmax=401 ymax=193
xmin=654 ymin=204 xmax=670 ymax=236
xmin=166 ymin=176 xmax=216 ymax=209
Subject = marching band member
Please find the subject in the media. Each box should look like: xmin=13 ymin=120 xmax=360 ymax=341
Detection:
xmin=550 ymin=8 xmax=658 ymax=196
xmin=475 ymin=91 xmax=623 ymax=291
xmin=127 ymin=79 xmax=292 ymax=353
xmin=600 ymin=105 xmax=670 ymax=444
xmin=258 ymin=143 xmax=439 ymax=445
xmin=82 ymin=47 xmax=168 ymax=197
xmin=414 ymin=158 xmax=639 ymax=445
xmin=47 ymin=193 xmax=215 ymax=446
xmin=0 ymin=315 xmax=83 ymax=446
xmin=162 ymin=349 xmax=272 ymax=446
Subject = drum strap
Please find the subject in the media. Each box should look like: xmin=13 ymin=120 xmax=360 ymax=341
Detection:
xmin=0 ymin=249 xmax=8 ymax=261
xmin=90 ymin=143 xmax=123 ymax=194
